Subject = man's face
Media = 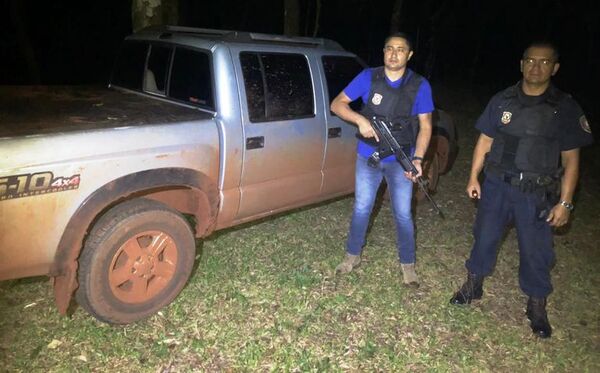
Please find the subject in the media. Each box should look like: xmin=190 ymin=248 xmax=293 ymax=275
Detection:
xmin=520 ymin=46 xmax=560 ymax=86
xmin=383 ymin=37 xmax=413 ymax=71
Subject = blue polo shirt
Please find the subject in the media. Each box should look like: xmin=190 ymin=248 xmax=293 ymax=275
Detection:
xmin=343 ymin=68 xmax=434 ymax=160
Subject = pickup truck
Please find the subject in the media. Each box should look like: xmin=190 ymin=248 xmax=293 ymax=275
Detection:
xmin=0 ymin=26 xmax=456 ymax=324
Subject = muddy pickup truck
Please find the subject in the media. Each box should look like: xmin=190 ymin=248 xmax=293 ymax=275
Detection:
xmin=0 ymin=26 xmax=456 ymax=324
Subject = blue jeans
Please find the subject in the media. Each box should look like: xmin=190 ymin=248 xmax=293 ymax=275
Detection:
xmin=466 ymin=175 xmax=555 ymax=297
xmin=346 ymin=154 xmax=415 ymax=263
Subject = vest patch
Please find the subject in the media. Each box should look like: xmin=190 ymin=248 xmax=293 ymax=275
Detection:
xmin=501 ymin=111 xmax=512 ymax=125
xmin=371 ymin=93 xmax=383 ymax=105
xmin=580 ymin=115 xmax=592 ymax=133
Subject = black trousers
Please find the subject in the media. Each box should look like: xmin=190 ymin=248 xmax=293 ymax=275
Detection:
xmin=466 ymin=174 xmax=555 ymax=298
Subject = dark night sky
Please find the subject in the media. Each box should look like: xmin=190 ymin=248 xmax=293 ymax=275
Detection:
xmin=2 ymin=0 xmax=599 ymax=120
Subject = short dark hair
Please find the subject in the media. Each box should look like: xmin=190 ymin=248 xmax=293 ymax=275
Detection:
xmin=523 ymin=41 xmax=560 ymax=61
xmin=384 ymin=32 xmax=413 ymax=51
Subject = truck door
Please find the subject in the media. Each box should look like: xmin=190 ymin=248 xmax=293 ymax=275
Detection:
xmin=236 ymin=51 xmax=325 ymax=219
xmin=320 ymin=55 xmax=365 ymax=196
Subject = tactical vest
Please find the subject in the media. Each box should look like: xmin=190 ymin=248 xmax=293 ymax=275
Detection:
xmin=359 ymin=67 xmax=423 ymax=147
xmin=486 ymin=84 xmax=565 ymax=176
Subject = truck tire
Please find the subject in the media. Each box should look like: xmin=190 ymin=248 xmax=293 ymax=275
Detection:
xmin=76 ymin=198 xmax=195 ymax=324
xmin=415 ymin=152 xmax=440 ymax=201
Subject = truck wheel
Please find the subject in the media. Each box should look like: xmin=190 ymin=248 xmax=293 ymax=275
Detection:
xmin=76 ymin=198 xmax=195 ymax=324
xmin=415 ymin=152 xmax=440 ymax=201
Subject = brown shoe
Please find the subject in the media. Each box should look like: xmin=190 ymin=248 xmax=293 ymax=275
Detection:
xmin=401 ymin=263 xmax=419 ymax=287
xmin=335 ymin=254 xmax=361 ymax=274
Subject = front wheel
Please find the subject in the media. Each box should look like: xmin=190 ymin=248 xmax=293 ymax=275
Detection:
xmin=76 ymin=198 xmax=195 ymax=324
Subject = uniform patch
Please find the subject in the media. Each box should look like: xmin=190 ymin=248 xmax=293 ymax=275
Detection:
xmin=580 ymin=115 xmax=592 ymax=133
xmin=372 ymin=93 xmax=383 ymax=105
xmin=501 ymin=111 xmax=512 ymax=125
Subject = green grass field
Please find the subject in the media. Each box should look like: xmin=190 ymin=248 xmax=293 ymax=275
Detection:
xmin=1 ymin=93 xmax=599 ymax=372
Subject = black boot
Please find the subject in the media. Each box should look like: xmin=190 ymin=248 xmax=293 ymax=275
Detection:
xmin=526 ymin=297 xmax=552 ymax=338
xmin=450 ymin=273 xmax=484 ymax=305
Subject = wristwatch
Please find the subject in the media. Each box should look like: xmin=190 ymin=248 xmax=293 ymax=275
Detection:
xmin=559 ymin=200 xmax=574 ymax=211
xmin=412 ymin=156 xmax=424 ymax=162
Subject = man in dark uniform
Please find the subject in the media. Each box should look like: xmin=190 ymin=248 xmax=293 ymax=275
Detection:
xmin=330 ymin=33 xmax=433 ymax=286
xmin=450 ymin=41 xmax=594 ymax=338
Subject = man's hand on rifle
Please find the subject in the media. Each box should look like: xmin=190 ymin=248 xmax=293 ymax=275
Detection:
xmin=405 ymin=159 xmax=423 ymax=182
xmin=357 ymin=116 xmax=379 ymax=142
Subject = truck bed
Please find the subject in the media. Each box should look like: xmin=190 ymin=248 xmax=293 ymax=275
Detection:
xmin=0 ymin=86 xmax=212 ymax=138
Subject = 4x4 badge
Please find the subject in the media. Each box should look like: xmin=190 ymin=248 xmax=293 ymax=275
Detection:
xmin=501 ymin=111 xmax=512 ymax=125
xmin=0 ymin=172 xmax=80 ymax=201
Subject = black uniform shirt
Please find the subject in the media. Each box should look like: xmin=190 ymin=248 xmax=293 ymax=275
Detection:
xmin=475 ymin=84 xmax=594 ymax=151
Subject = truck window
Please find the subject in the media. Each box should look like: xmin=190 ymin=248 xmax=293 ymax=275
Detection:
xmin=169 ymin=48 xmax=213 ymax=109
xmin=111 ymin=41 xmax=148 ymax=91
xmin=322 ymin=56 xmax=365 ymax=112
xmin=144 ymin=45 xmax=172 ymax=96
xmin=240 ymin=52 xmax=314 ymax=122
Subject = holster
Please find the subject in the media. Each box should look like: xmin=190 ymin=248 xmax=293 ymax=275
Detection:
xmin=484 ymin=162 xmax=562 ymax=220
xmin=536 ymin=185 xmax=560 ymax=220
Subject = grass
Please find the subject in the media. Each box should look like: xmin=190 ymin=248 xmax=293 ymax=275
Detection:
xmin=1 ymin=94 xmax=600 ymax=371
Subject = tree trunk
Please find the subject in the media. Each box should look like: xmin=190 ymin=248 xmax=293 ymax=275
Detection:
xmin=312 ymin=0 xmax=322 ymax=37
xmin=9 ymin=0 xmax=40 ymax=83
xmin=132 ymin=0 xmax=179 ymax=33
xmin=283 ymin=0 xmax=300 ymax=36
xmin=423 ymin=0 xmax=452 ymax=80
xmin=389 ymin=0 xmax=405 ymax=33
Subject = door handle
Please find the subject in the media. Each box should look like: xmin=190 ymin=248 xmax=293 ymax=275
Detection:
xmin=328 ymin=127 xmax=341 ymax=138
xmin=246 ymin=136 xmax=264 ymax=149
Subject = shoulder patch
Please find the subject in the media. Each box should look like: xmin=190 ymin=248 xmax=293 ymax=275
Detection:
xmin=580 ymin=115 xmax=592 ymax=133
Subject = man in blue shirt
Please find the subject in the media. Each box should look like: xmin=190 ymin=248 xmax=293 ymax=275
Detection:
xmin=330 ymin=33 xmax=434 ymax=287
xmin=450 ymin=41 xmax=594 ymax=338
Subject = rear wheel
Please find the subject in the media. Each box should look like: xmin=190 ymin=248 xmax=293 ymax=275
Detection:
xmin=415 ymin=152 xmax=440 ymax=201
xmin=76 ymin=198 xmax=195 ymax=324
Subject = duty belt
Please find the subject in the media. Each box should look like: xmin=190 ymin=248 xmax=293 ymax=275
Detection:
xmin=485 ymin=164 xmax=555 ymax=188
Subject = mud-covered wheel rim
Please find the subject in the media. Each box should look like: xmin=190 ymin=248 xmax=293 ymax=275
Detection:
xmin=108 ymin=230 xmax=178 ymax=304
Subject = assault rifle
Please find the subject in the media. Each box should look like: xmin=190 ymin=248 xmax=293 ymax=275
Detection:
xmin=369 ymin=116 xmax=445 ymax=218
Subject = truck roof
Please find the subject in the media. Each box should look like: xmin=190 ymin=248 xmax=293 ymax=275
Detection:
xmin=132 ymin=25 xmax=346 ymax=52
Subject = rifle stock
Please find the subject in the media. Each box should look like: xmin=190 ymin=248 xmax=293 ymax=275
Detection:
xmin=370 ymin=116 xmax=445 ymax=218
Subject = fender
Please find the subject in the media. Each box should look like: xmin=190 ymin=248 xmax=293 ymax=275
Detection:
xmin=51 ymin=167 xmax=220 ymax=315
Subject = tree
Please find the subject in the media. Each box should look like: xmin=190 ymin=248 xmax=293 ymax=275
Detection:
xmin=309 ymin=0 xmax=322 ymax=37
xmin=132 ymin=0 xmax=179 ymax=33
xmin=389 ymin=0 xmax=405 ymax=33
xmin=283 ymin=0 xmax=300 ymax=35
xmin=8 ymin=0 xmax=39 ymax=83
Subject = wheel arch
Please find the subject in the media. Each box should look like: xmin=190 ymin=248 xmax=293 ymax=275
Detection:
xmin=51 ymin=167 xmax=219 ymax=315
